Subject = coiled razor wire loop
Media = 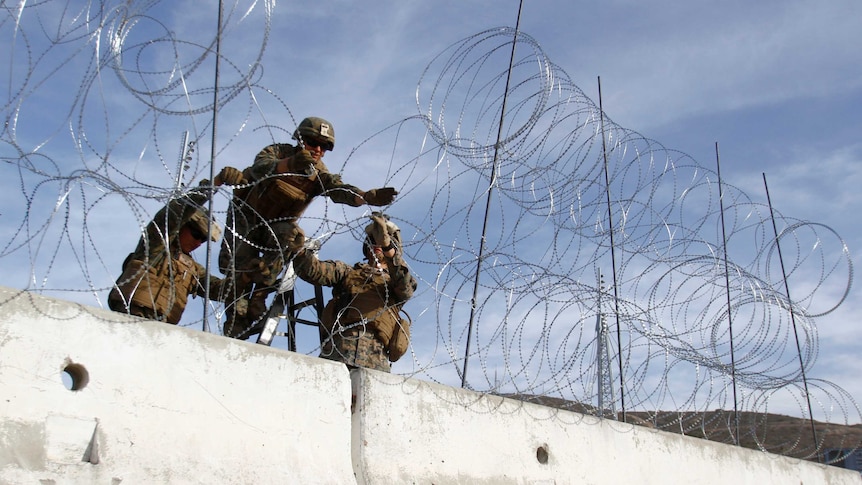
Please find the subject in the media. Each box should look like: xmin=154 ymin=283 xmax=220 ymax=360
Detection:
xmin=1 ymin=2 xmax=858 ymax=463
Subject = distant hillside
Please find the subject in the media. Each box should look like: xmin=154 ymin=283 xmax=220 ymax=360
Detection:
xmin=504 ymin=394 xmax=862 ymax=464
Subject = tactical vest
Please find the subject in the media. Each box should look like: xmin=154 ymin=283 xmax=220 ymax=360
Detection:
xmin=109 ymin=251 xmax=197 ymax=324
xmin=235 ymin=154 xmax=323 ymax=221
xmin=320 ymin=265 xmax=410 ymax=362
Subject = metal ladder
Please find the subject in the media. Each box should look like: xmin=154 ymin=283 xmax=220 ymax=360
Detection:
xmin=254 ymin=261 xmax=325 ymax=350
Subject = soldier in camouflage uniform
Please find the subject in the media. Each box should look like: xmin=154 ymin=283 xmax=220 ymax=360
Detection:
xmin=290 ymin=213 xmax=416 ymax=372
xmin=108 ymin=167 xmax=245 ymax=324
xmin=218 ymin=117 xmax=398 ymax=339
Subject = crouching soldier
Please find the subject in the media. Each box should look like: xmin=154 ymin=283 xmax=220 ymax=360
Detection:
xmin=290 ymin=213 xmax=417 ymax=371
xmin=108 ymin=167 xmax=244 ymax=324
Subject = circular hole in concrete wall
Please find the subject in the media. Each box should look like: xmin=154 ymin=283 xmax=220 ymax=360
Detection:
xmin=536 ymin=444 xmax=549 ymax=464
xmin=62 ymin=363 xmax=89 ymax=391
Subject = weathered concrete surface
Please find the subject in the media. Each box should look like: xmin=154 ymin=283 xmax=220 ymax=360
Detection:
xmin=0 ymin=287 xmax=354 ymax=484
xmin=350 ymin=369 xmax=862 ymax=485
xmin=1 ymin=285 xmax=860 ymax=484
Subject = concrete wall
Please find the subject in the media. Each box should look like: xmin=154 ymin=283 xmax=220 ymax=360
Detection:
xmin=1 ymin=286 xmax=859 ymax=484
xmin=0 ymin=287 xmax=355 ymax=484
xmin=351 ymin=371 xmax=860 ymax=484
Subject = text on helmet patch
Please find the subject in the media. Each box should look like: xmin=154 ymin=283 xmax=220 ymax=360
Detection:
xmin=319 ymin=123 xmax=331 ymax=137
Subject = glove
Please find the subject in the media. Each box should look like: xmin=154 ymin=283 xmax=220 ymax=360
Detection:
xmin=369 ymin=213 xmax=391 ymax=249
xmin=363 ymin=187 xmax=398 ymax=206
xmin=286 ymin=225 xmax=306 ymax=253
xmin=215 ymin=166 xmax=245 ymax=186
xmin=293 ymin=149 xmax=317 ymax=167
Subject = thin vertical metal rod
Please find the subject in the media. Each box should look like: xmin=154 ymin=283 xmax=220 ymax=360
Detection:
xmin=167 ymin=133 xmax=190 ymax=308
xmin=715 ymin=142 xmax=740 ymax=444
xmin=461 ymin=0 xmax=524 ymax=388
xmin=202 ymin=0 xmax=225 ymax=333
xmin=762 ymin=172 xmax=820 ymax=459
xmin=596 ymin=272 xmax=605 ymax=412
xmin=175 ymin=131 xmax=189 ymax=191
xmin=597 ymin=76 xmax=626 ymax=421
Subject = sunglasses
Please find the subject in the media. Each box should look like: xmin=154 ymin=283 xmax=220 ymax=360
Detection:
xmin=304 ymin=137 xmax=332 ymax=151
xmin=189 ymin=227 xmax=207 ymax=241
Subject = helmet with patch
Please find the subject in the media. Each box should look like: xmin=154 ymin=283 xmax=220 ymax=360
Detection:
xmin=293 ymin=117 xmax=335 ymax=151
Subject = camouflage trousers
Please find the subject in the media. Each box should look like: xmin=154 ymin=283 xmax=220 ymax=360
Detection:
xmin=320 ymin=326 xmax=391 ymax=372
xmin=218 ymin=209 xmax=300 ymax=338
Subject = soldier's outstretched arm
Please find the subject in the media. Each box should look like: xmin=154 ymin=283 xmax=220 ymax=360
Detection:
xmin=319 ymin=172 xmax=398 ymax=208
xmin=292 ymin=249 xmax=351 ymax=287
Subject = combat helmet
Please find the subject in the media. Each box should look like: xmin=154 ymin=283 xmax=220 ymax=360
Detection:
xmin=363 ymin=212 xmax=402 ymax=259
xmin=185 ymin=207 xmax=222 ymax=242
xmin=293 ymin=116 xmax=335 ymax=151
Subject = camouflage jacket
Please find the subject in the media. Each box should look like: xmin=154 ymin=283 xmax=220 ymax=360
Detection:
xmin=293 ymin=249 xmax=416 ymax=345
xmin=237 ymin=143 xmax=363 ymax=220
xmin=109 ymin=189 xmax=225 ymax=324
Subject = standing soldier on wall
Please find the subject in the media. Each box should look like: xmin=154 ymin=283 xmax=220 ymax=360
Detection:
xmin=289 ymin=213 xmax=417 ymax=372
xmin=108 ymin=167 xmax=245 ymax=324
xmin=218 ymin=117 xmax=398 ymax=339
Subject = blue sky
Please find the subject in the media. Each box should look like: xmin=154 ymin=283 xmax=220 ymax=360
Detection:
xmin=2 ymin=0 xmax=861 ymax=426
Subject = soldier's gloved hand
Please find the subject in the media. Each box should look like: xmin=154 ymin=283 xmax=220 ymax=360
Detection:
xmin=294 ymin=149 xmax=317 ymax=166
xmin=369 ymin=213 xmax=391 ymax=249
xmin=215 ymin=166 xmax=245 ymax=186
xmin=287 ymin=225 xmax=306 ymax=253
xmin=363 ymin=187 xmax=398 ymax=206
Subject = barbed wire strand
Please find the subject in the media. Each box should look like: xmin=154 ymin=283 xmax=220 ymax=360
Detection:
xmin=0 ymin=2 xmax=858 ymax=463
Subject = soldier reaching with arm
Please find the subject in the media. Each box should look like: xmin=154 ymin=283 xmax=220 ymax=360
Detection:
xmin=108 ymin=167 xmax=245 ymax=324
xmin=289 ymin=213 xmax=417 ymax=372
xmin=218 ymin=116 xmax=398 ymax=339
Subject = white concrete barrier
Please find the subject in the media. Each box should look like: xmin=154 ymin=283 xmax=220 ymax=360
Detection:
xmin=351 ymin=369 xmax=862 ymax=485
xmin=0 ymin=287 xmax=355 ymax=484
xmin=2 ymin=285 xmax=860 ymax=484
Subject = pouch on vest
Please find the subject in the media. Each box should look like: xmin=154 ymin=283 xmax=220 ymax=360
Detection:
xmin=387 ymin=308 xmax=411 ymax=362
